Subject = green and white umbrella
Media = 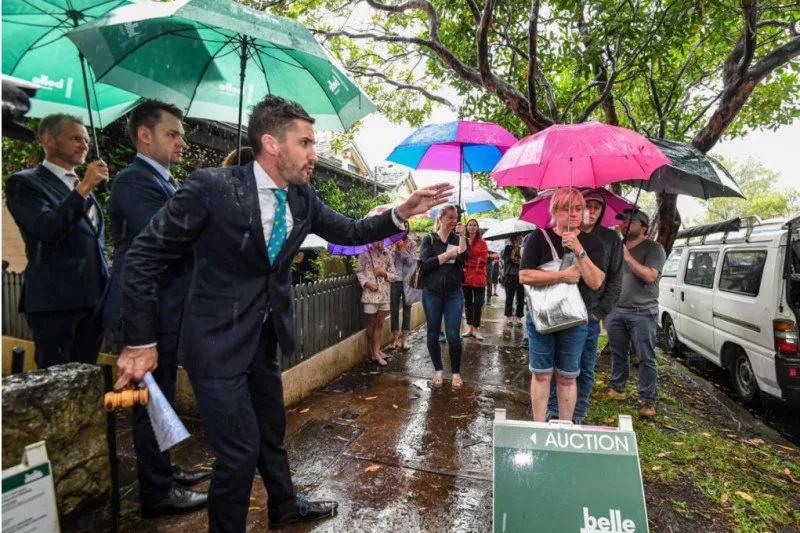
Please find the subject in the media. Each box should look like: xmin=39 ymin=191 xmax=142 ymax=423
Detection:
xmin=2 ymin=0 xmax=141 ymax=152
xmin=67 ymin=0 xmax=376 ymax=155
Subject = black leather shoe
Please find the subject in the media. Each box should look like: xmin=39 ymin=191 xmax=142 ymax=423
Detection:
xmin=141 ymin=484 xmax=208 ymax=518
xmin=268 ymin=495 xmax=338 ymax=528
xmin=172 ymin=466 xmax=212 ymax=486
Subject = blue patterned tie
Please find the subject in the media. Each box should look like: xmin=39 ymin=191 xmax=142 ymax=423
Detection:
xmin=268 ymin=188 xmax=288 ymax=265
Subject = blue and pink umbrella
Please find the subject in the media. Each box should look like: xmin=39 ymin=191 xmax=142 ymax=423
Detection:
xmin=386 ymin=120 xmax=517 ymax=207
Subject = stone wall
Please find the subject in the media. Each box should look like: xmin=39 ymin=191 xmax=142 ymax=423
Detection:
xmin=2 ymin=363 xmax=112 ymax=531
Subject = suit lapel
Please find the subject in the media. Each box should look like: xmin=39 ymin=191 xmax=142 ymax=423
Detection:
xmin=37 ymin=164 xmax=98 ymax=234
xmin=233 ymin=164 xmax=268 ymax=260
xmin=133 ymin=156 xmax=175 ymax=198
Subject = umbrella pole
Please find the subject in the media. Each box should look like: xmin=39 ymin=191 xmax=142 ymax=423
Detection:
xmin=458 ymin=144 xmax=464 ymax=221
xmin=236 ymin=36 xmax=249 ymax=166
xmin=622 ymin=182 xmax=644 ymax=243
xmin=70 ymin=13 xmax=101 ymax=159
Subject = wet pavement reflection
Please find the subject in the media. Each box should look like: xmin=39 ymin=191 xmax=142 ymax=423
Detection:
xmin=119 ymin=297 xmax=531 ymax=531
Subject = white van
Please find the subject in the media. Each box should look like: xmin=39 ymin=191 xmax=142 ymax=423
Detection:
xmin=658 ymin=215 xmax=800 ymax=405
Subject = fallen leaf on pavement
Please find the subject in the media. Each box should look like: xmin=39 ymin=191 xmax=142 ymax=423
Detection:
xmin=364 ymin=396 xmax=378 ymax=401
xmin=300 ymin=408 xmax=310 ymax=413
xmin=734 ymin=491 xmax=754 ymax=502
xmin=365 ymin=465 xmax=381 ymax=473
xmin=393 ymin=404 xmax=399 ymax=409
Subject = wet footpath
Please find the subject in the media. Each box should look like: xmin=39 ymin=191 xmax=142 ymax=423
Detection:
xmin=117 ymin=296 xmax=800 ymax=532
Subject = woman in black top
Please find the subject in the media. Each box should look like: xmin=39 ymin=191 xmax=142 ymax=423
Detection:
xmin=519 ymin=187 xmax=607 ymax=422
xmin=419 ymin=204 xmax=468 ymax=389
xmin=503 ymin=235 xmax=525 ymax=326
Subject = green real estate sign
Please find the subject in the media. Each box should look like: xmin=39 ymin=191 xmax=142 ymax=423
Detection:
xmin=493 ymin=409 xmax=648 ymax=533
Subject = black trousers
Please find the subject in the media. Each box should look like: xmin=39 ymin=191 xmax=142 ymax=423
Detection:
xmin=486 ymin=283 xmax=492 ymax=304
xmin=133 ymin=332 xmax=179 ymax=505
xmin=503 ymin=278 xmax=525 ymax=318
xmin=390 ymin=281 xmax=411 ymax=332
xmin=463 ymin=286 xmax=485 ymax=327
xmin=188 ymin=318 xmax=294 ymax=533
xmin=26 ymin=307 xmax=102 ymax=368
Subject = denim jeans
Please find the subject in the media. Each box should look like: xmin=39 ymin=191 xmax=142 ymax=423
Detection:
xmin=526 ymin=317 xmax=587 ymax=378
xmin=607 ymin=310 xmax=659 ymax=403
xmin=547 ymin=317 xmax=600 ymax=422
xmin=423 ymin=290 xmax=464 ymax=372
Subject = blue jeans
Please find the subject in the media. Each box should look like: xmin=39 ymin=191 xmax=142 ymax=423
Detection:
xmin=547 ymin=317 xmax=600 ymax=422
xmin=526 ymin=317 xmax=587 ymax=378
xmin=607 ymin=310 xmax=659 ymax=403
xmin=423 ymin=290 xmax=464 ymax=372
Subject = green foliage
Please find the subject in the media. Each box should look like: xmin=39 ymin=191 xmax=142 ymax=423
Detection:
xmin=409 ymin=216 xmax=434 ymax=234
xmin=699 ymin=156 xmax=799 ymax=223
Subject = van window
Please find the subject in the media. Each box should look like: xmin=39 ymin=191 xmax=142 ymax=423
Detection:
xmin=718 ymin=250 xmax=767 ymax=297
xmin=662 ymin=248 xmax=683 ymax=278
xmin=685 ymin=251 xmax=718 ymax=288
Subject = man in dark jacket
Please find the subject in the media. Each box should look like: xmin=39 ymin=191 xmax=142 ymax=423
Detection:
xmin=112 ymin=96 xmax=452 ymax=532
xmin=5 ymin=114 xmax=108 ymax=368
xmin=103 ymin=100 xmax=208 ymax=518
xmin=547 ymin=188 xmax=624 ymax=424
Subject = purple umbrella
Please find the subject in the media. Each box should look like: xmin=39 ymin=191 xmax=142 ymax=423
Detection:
xmin=326 ymin=205 xmax=406 ymax=256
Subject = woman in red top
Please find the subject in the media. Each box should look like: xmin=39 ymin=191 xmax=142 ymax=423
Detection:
xmin=462 ymin=219 xmax=489 ymax=340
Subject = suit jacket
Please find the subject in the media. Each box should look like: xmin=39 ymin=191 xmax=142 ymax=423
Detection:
xmin=103 ymin=156 xmax=192 ymax=339
xmin=123 ymin=163 xmax=400 ymax=377
xmin=5 ymin=164 xmax=108 ymax=313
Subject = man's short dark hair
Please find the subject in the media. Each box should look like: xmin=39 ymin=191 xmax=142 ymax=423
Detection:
xmin=38 ymin=113 xmax=83 ymax=140
xmin=127 ymin=99 xmax=184 ymax=144
xmin=247 ymin=96 xmax=314 ymax=154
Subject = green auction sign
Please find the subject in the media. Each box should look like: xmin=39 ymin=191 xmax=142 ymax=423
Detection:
xmin=493 ymin=410 xmax=648 ymax=533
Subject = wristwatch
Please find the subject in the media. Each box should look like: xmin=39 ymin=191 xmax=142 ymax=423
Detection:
xmin=576 ymin=250 xmax=587 ymax=259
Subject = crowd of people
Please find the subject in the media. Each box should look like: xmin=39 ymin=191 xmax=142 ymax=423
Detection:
xmin=5 ymin=96 xmax=452 ymax=531
xmin=391 ymin=186 xmax=666 ymax=427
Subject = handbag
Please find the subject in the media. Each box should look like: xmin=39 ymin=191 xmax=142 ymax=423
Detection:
xmin=524 ymin=229 xmax=588 ymax=334
xmin=409 ymin=233 xmax=435 ymax=290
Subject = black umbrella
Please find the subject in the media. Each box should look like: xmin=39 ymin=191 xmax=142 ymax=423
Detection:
xmin=2 ymin=75 xmax=38 ymax=142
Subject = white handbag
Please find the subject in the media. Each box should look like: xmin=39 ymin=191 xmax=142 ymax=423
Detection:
xmin=524 ymin=229 xmax=588 ymax=334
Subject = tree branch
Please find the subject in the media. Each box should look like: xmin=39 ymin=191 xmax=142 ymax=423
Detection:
xmin=465 ymin=0 xmax=481 ymax=23
xmin=527 ymin=0 xmax=540 ymax=119
xmin=349 ymin=68 xmax=456 ymax=109
xmin=647 ymin=63 xmax=665 ymax=138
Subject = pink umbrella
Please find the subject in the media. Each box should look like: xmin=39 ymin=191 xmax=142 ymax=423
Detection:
xmin=520 ymin=188 xmax=636 ymax=228
xmin=491 ymin=122 xmax=669 ymax=189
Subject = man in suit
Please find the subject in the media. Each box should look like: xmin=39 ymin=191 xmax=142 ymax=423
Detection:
xmin=5 ymin=114 xmax=108 ymax=368
xmin=103 ymin=100 xmax=208 ymax=517
xmin=114 ymin=95 xmax=452 ymax=532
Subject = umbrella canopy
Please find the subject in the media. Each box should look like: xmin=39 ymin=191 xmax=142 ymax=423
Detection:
xmin=387 ymin=120 xmax=517 ymax=172
xmin=461 ymin=188 xmax=509 ymax=215
xmin=327 ymin=205 xmax=406 ymax=256
xmin=620 ymin=138 xmax=745 ymax=199
xmin=66 ymin=0 xmax=376 ymax=136
xmin=520 ymin=188 xmax=636 ymax=228
xmin=482 ymin=219 xmax=537 ymax=241
xmin=2 ymin=75 xmax=38 ymax=142
xmin=491 ymin=122 xmax=670 ymax=189
xmin=3 ymin=0 xmax=140 ymax=132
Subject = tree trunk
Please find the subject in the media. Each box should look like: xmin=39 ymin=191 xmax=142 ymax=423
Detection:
xmin=654 ymin=192 xmax=681 ymax=255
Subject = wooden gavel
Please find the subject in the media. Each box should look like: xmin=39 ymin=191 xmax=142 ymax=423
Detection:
xmin=104 ymin=386 xmax=149 ymax=411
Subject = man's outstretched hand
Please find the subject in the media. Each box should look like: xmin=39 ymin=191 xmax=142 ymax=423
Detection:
xmin=115 ymin=345 xmax=159 ymax=390
xmin=395 ymin=182 xmax=454 ymax=221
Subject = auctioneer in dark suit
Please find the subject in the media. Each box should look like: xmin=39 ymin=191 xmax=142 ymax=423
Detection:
xmin=122 ymin=161 xmax=400 ymax=531
xmin=103 ymin=155 xmax=193 ymax=507
xmin=5 ymin=162 xmax=108 ymax=368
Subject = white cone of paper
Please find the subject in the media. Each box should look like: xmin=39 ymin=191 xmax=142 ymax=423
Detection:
xmin=143 ymin=372 xmax=190 ymax=452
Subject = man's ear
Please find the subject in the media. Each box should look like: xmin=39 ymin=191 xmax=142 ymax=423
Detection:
xmin=260 ymin=133 xmax=279 ymax=156
xmin=137 ymin=125 xmax=152 ymax=146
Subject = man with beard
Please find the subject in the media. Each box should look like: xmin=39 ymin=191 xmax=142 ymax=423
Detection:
xmin=103 ymin=100 xmax=208 ymax=518
xmin=113 ymin=96 xmax=453 ymax=532
xmin=546 ymin=189 xmax=623 ymax=424
xmin=5 ymin=114 xmax=108 ymax=368
xmin=605 ymin=209 xmax=666 ymax=417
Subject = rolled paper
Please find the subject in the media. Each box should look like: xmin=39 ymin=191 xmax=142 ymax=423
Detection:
xmin=143 ymin=372 xmax=190 ymax=452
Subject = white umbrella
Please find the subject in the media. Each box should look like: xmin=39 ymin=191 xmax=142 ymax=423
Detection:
xmin=482 ymin=219 xmax=537 ymax=241
xmin=299 ymin=234 xmax=328 ymax=251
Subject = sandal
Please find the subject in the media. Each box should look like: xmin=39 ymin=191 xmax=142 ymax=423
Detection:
xmin=371 ymin=355 xmax=388 ymax=367
xmin=451 ymin=374 xmax=463 ymax=390
xmin=432 ymin=371 xmax=444 ymax=388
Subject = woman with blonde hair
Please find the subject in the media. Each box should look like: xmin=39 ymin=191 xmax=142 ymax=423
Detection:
xmin=519 ymin=187 xmax=608 ymax=422
xmin=419 ymin=205 xmax=468 ymax=388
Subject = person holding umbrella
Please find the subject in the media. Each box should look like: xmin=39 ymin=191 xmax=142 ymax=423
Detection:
xmin=546 ymin=189 xmax=624 ymax=424
xmin=419 ymin=205 xmax=468 ymax=389
xmin=520 ymin=188 xmax=608 ymax=422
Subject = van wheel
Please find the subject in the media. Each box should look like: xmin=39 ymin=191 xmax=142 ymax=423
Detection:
xmin=730 ymin=350 xmax=760 ymax=404
xmin=662 ymin=314 xmax=680 ymax=355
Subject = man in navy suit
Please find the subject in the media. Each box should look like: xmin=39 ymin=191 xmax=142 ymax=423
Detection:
xmin=5 ymin=114 xmax=109 ymax=368
xmin=103 ymin=100 xmax=208 ymax=518
xmin=114 ymin=96 xmax=452 ymax=532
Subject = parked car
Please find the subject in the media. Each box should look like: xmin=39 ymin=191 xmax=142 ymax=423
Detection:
xmin=658 ymin=215 xmax=800 ymax=405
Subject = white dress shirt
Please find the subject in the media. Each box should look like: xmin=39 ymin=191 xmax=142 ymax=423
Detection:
xmin=41 ymin=159 xmax=98 ymax=228
xmin=136 ymin=153 xmax=175 ymax=191
xmin=253 ymin=161 xmax=294 ymax=247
